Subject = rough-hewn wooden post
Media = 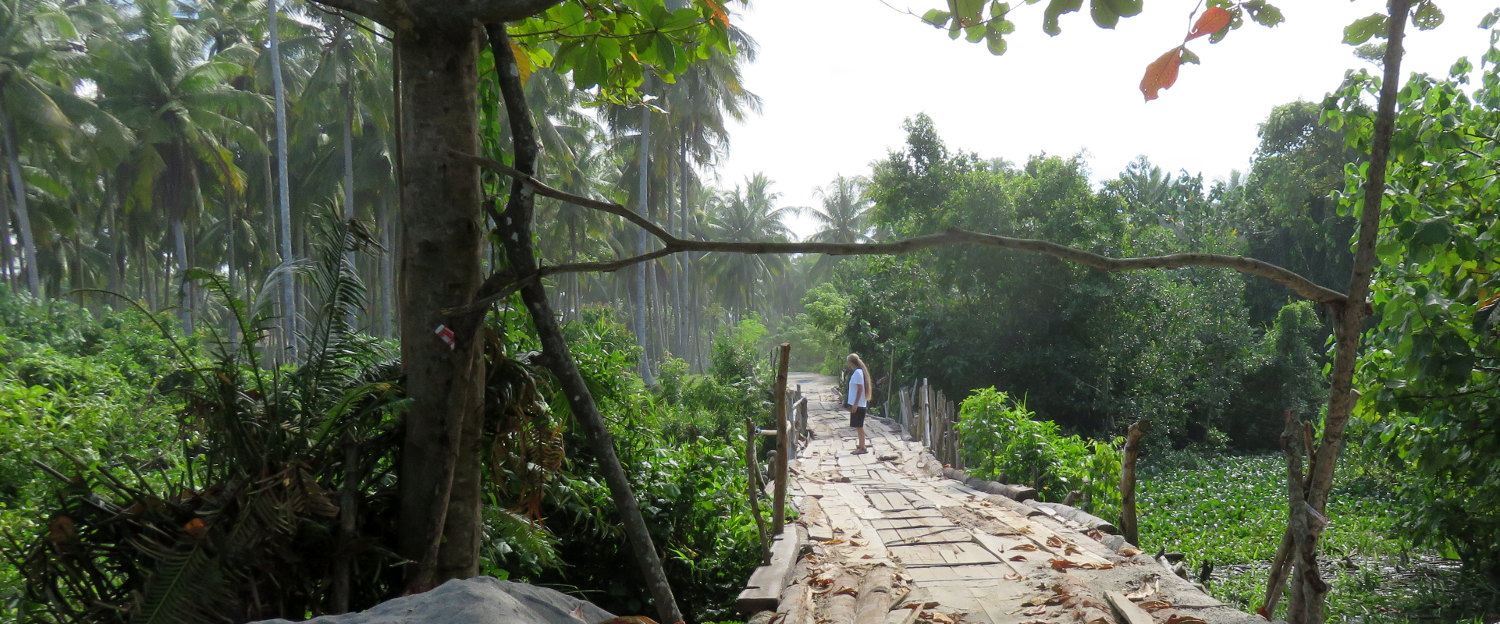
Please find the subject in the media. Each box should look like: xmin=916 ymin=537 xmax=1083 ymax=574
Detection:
xmin=746 ymin=418 xmax=767 ymax=557
xmin=1120 ymin=420 xmax=1151 ymax=545
xmin=771 ymin=343 xmax=791 ymax=535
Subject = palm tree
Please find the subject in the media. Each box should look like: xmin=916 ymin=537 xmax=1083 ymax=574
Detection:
xmin=0 ymin=0 xmax=128 ymax=296
xmin=93 ymin=0 xmax=268 ymax=331
xmin=704 ymin=173 xmax=793 ymax=320
xmin=807 ymin=175 xmax=872 ymax=243
xmin=801 ymin=174 xmax=872 ymax=282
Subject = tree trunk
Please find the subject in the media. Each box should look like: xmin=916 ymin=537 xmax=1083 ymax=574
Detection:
xmin=270 ymin=0 xmax=297 ymax=359
xmin=171 ymin=216 xmax=193 ymax=334
xmin=0 ymin=102 xmax=41 ymax=297
xmin=393 ymin=19 xmax=487 ymax=591
xmin=342 ymin=39 xmax=358 ymax=329
xmin=634 ymin=108 xmax=654 ymax=384
xmin=1287 ymin=2 xmax=1409 ymax=622
xmin=488 ymin=27 xmax=682 ymax=623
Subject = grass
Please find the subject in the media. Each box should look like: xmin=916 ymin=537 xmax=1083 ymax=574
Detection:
xmin=1135 ymin=451 xmax=1499 ymax=623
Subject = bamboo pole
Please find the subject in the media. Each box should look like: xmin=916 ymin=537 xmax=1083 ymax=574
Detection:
xmin=771 ymin=343 xmax=792 ymax=535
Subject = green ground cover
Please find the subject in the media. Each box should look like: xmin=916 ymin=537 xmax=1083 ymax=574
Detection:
xmin=1136 ymin=452 xmax=1496 ymax=622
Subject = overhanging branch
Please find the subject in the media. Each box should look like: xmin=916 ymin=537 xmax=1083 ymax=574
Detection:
xmin=528 ymin=230 xmax=1347 ymax=306
xmin=455 ymin=154 xmax=1347 ymax=310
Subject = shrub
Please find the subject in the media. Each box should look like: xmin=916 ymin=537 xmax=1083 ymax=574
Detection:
xmin=956 ymin=387 xmax=1121 ymax=518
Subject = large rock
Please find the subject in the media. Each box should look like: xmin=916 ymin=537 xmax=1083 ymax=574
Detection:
xmin=252 ymin=577 xmax=615 ymax=624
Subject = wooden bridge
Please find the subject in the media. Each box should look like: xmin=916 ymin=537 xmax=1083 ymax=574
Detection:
xmin=737 ymin=373 xmax=1264 ymax=624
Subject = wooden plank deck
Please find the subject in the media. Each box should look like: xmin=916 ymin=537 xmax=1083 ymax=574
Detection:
xmin=751 ymin=373 xmax=1266 ymax=624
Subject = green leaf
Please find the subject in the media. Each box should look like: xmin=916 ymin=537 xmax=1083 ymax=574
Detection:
xmin=1411 ymin=218 xmax=1453 ymax=247
xmin=922 ymin=9 xmax=953 ymax=27
xmin=1249 ymin=2 xmax=1284 ymax=27
xmin=1089 ymin=0 xmax=1119 ymax=29
xmin=984 ymin=27 xmax=1009 ymax=55
xmin=1481 ymin=9 xmax=1500 ymax=29
xmin=1180 ymin=48 xmax=1201 ymax=64
xmin=1343 ymin=13 xmax=1388 ymax=46
xmin=1412 ymin=0 xmax=1444 ymax=30
xmin=1043 ymin=0 xmax=1083 ymax=35
xmin=964 ymin=24 xmax=987 ymax=42
xmin=1109 ymin=0 xmax=1142 ymax=18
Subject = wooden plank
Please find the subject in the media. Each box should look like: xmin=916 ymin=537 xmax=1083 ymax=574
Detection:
xmin=1107 ymin=591 xmax=1155 ymax=624
xmin=735 ymin=527 xmax=804 ymax=614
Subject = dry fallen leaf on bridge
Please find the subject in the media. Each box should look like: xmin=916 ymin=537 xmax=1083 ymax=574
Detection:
xmin=1164 ymin=615 xmax=1209 ymax=624
xmin=1011 ymin=543 xmax=1039 ymax=551
xmin=1046 ymin=535 xmax=1064 ymax=548
xmin=1139 ymin=599 xmax=1172 ymax=611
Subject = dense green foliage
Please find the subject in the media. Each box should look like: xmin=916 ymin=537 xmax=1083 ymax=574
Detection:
xmin=1138 ymin=452 xmax=1498 ymax=622
xmin=956 ymin=388 xmax=1121 ymax=519
xmin=0 ymin=285 xmax=772 ymax=622
xmin=827 ymin=114 xmax=1324 ymax=448
xmin=0 ymin=292 xmax=184 ymax=614
xmin=1338 ymin=31 xmax=1500 ymax=586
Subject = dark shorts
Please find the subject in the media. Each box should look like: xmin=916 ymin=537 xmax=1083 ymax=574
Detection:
xmin=850 ymin=406 xmax=867 ymax=428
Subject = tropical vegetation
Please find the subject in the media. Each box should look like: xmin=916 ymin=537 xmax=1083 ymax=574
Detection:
xmin=0 ymin=0 xmax=1498 ymax=623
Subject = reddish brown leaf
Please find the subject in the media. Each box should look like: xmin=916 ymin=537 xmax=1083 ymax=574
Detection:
xmin=1012 ymin=543 xmax=1039 ymax=551
xmin=1140 ymin=46 xmax=1184 ymax=101
xmin=1049 ymin=558 xmax=1078 ymax=570
xmin=46 ymin=515 xmax=76 ymax=544
xmin=703 ymin=0 xmax=729 ymax=27
xmin=1046 ymin=535 xmax=1064 ymax=547
xmin=1164 ymin=616 xmax=1208 ymax=624
xmin=1139 ymin=600 xmax=1172 ymax=611
xmin=183 ymin=517 xmax=207 ymax=537
xmin=1187 ymin=6 xmax=1232 ymax=40
xmin=1010 ymin=555 xmax=1029 ymax=561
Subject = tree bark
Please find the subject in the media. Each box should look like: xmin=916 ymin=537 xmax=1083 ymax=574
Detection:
xmin=1288 ymin=2 xmax=1410 ymax=621
xmin=393 ymin=16 xmax=487 ymax=592
xmin=488 ymin=26 xmax=683 ymax=624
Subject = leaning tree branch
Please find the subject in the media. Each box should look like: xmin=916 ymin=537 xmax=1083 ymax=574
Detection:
xmin=533 ymin=229 xmax=1348 ymax=305
xmin=485 ymin=23 xmax=684 ymax=624
xmin=456 ymin=151 xmax=675 ymax=242
xmin=458 ymin=149 xmax=1347 ymax=307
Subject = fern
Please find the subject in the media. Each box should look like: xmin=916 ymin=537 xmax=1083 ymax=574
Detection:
xmin=129 ymin=536 xmax=238 ymax=624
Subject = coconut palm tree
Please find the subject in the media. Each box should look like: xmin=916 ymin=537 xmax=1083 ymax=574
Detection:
xmin=93 ymin=0 xmax=268 ymax=332
xmin=0 ymin=0 xmax=129 ymax=296
xmin=704 ymin=173 xmax=793 ymax=320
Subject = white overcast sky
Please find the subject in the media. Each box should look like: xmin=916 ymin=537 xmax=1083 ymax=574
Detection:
xmin=711 ymin=1 xmax=1498 ymax=239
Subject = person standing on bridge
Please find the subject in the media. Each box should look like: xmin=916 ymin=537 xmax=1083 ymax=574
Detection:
xmin=847 ymin=353 xmax=873 ymax=455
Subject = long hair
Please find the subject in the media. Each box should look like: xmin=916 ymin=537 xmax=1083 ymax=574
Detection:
xmin=847 ymin=353 xmax=872 ymax=402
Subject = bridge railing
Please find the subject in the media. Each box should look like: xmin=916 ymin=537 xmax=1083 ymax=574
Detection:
xmin=895 ymin=377 xmax=963 ymax=470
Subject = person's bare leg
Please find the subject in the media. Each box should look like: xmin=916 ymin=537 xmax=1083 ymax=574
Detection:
xmin=857 ymin=427 xmax=866 ymax=450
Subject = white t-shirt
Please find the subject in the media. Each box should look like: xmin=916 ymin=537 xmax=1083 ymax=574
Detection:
xmin=847 ymin=368 xmax=868 ymax=408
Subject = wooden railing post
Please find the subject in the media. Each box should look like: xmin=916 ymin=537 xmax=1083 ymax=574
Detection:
xmin=771 ymin=343 xmax=791 ymax=535
xmin=1120 ymin=420 xmax=1151 ymax=545
xmin=745 ymin=418 xmax=768 ymax=557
